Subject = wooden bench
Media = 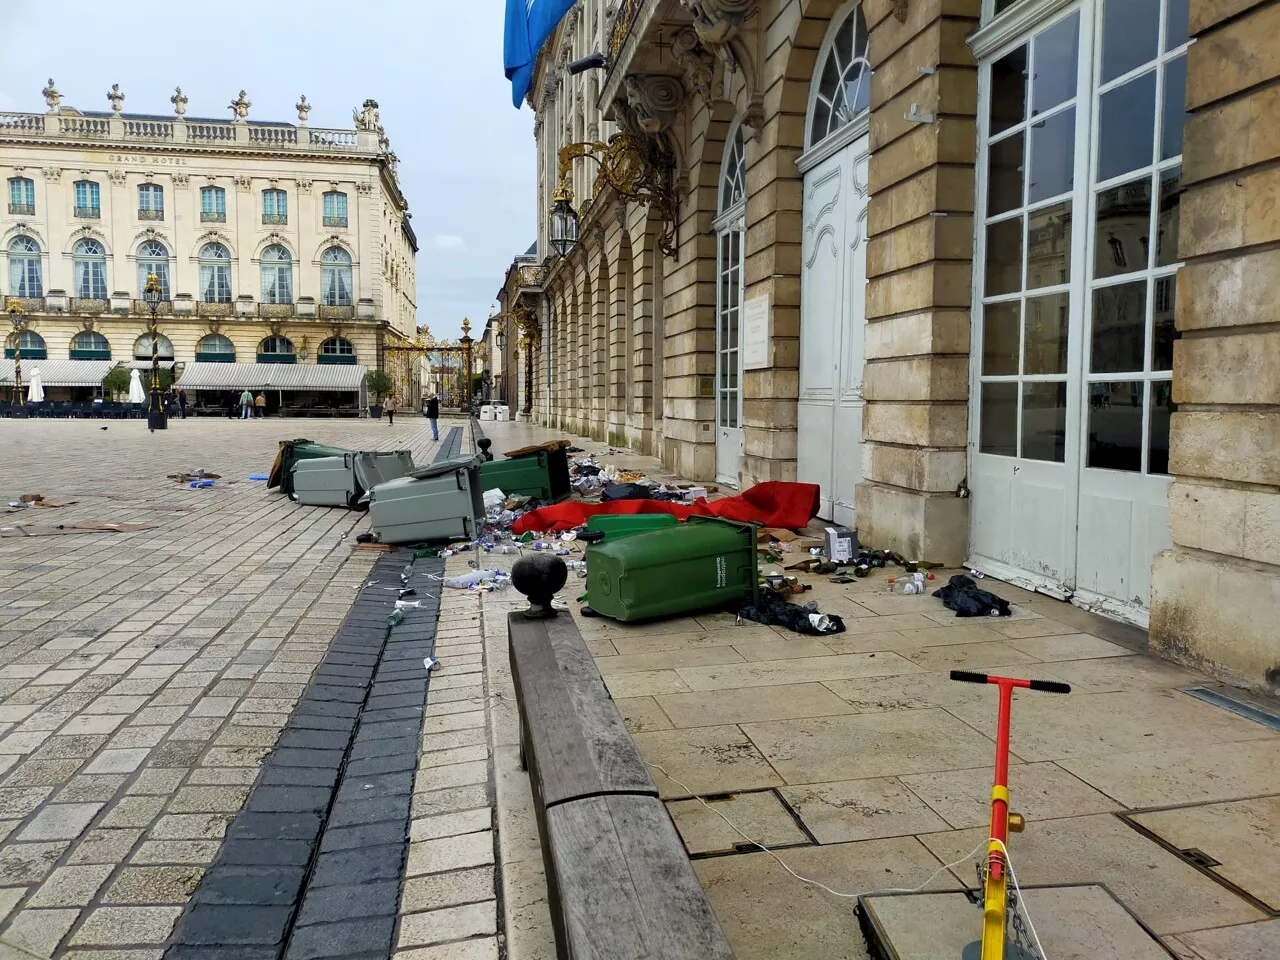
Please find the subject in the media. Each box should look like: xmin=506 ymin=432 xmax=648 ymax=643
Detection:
xmin=509 ymin=611 xmax=735 ymax=960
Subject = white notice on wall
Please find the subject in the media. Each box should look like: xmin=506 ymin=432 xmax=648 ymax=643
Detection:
xmin=742 ymin=295 xmax=769 ymax=370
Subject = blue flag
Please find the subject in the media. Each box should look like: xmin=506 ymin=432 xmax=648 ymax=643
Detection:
xmin=504 ymin=0 xmax=577 ymax=109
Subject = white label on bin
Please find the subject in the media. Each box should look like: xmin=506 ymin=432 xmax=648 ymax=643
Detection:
xmin=716 ymin=555 xmax=726 ymax=588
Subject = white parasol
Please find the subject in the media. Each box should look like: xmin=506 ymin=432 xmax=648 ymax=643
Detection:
xmin=127 ymin=368 xmax=146 ymax=404
xmin=26 ymin=368 xmax=44 ymax=403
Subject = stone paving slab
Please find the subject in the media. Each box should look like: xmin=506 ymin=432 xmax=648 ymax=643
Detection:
xmin=0 ymin=419 xmax=453 ymax=957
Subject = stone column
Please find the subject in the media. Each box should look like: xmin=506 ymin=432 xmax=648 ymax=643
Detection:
xmin=855 ymin=0 xmax=978 ymax=566
xmin=1150 ymin=0 xmax=1280 ymax=694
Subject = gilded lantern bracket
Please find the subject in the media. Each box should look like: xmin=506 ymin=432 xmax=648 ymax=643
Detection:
xmin=556 ymin=132 xmax=678 ymax=258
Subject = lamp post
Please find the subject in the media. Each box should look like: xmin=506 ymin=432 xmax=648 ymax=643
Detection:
xmin=495 ymin=316 xmax=507 ymax=406
xmin=143 ymin=272 xmax=167 ymax=431
xmin=6 ymin=299 xmax=25 ymax=418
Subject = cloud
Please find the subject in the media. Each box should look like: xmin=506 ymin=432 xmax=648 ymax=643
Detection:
xmin=433 ymin=234 xmax=467 ymax=252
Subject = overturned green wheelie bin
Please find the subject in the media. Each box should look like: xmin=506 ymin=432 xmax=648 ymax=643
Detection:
xmin=268 ymin=439 xmax=354 ymax=496
xmin=584 ymin=516 xmax=759 ymax=622
xmin=478 ymin=446 xmax=571 ymax=502
xmin=584 ymin=513 xmax=679 ymax=541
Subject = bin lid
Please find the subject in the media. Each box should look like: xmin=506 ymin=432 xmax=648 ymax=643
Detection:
xmin=405 ymin=454 xmax=484 ymax=480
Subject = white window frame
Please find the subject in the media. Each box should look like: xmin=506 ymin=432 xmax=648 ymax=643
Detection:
xmin=798 ymin=0 xmax=872 ymax=174
xmin=714 ymin=123 xmax=747 ymax=436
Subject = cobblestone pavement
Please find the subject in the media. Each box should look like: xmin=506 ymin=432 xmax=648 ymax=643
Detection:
xmin=0 ymin=417 xmax=463 ymax=958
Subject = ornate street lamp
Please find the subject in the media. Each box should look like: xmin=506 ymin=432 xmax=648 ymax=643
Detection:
xmin=142 ymin=272 xmax=167 ymax=431
xmin=548 ymin=179 xmax=580 ymax=259
xmin=6 ymin=299 xmax=26 ymax=418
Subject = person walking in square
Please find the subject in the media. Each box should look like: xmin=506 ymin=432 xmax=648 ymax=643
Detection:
xmin=239 ymin=389 xmax=254 ymax=419
xmin=255 ymin=392 xmax=266 ymax=418
xmin=176 ymin=387 xmax=187 ymax=419
xmin=424 ymin=393 xmax=439 ymax=441
xmin=386 ymin=395 xmax=397 ymax=426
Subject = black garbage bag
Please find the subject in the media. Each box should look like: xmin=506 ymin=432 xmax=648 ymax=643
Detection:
xmin=736 ymin=596 xmax=845 ymax=635
xmin=932 ymin=575 xmax=1011 ymax=617
xmin=600 ymin=482 xmax=651 ymax=502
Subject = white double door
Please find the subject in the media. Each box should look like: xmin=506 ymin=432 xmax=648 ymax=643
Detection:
xmin=797 ymin=136 xmax=870 ymax=525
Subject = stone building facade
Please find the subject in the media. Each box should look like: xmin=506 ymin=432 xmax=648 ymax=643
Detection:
xmin=510 ymin=0 xmax=1279 ymax=693
xmin=1 ymin=81 xmax=416 ymax=402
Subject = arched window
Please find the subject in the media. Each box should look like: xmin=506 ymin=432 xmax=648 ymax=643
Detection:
xmin=8 ymin=236 xmax=42 ymax=297
xmin=200 ymin=185 xmax=226 ymax=222
xmin=5 ymin=329 xmax=46 ymax=360
xmin=262 ymin=189 xmax=288 ymax=225
xmin=70 ymin=330 xmax=111 ymax=359
xmin=73 ymin=238 xmax=108 ymax=300
xmin=318 ymin=336 xmax=356 ymax=365
xmin=720 ymin=128 xmax=746 ymax=214
xmin=258 ymin=335 xmax=296 ymax=364
xmin=323 ymin=191 xmax=348 ymax=227
xmin=806 ymin=3 xmax=871 ymax=150
xmin=138 ymin=183 xmax=164 ymax=220
xmin=74 ymin=180 xmax=100 ymax=218
xmin=715 ymin=124 xmax=746 ymax=458
xmin=195 ymin=334 xmax=235 ymax=362
xmin=260 ymin=244 xmax=293 ymax=304
xmin=321 ymin=247 xmax=353 ymax=306
xmin=8 ymin=177 xmax=35 ymax=215
xmin=134 ymin=332 xmax=174 ymax=360
xmin=199 ymin=242 xmax=232 ymax=302
xmin=137 ymin=239 xmax=171 ymax=299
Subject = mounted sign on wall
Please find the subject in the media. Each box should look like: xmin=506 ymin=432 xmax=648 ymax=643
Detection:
xmin=742 ymin=295 xmax=769 ymax=370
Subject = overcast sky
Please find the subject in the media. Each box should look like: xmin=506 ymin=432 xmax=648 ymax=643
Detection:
xmin=0 ymin=0 xmax=536 ymax=340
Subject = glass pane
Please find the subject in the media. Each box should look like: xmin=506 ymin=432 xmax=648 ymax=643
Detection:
xmin=1148 ymin=380 xmax=1173 ymax=474
xmin=982 ymin=301 xmax=1021 ymax=376
xmin=994 ymin=0 xmax=1020 ymax=12
xmin=980 ymin=382 xmax=1018 ymax=457
xmin=1087 ymin=381 xmax=1145 ymax=471
xmin=985 ymin=218 xmax=1023 ymax=296
xmin=1161 ymin=54 xmax=1188 ymax=161
xmin=987 ymin=132 xmax=1024 ymax=216
xmin=1156 ymin=165 xmax=1182 ymax=267
xmin=1095 ymin=178 xmax=1152 ymax=279
xmin=811 ymin=99 xmax=831 ymax=144
xmin=990 ymin=45 xmax=1027 ymax=136
xmin=1092 ymin=281 xmax=1148 ymax=373
xmin=1165 ymin=0 xmax=1190 ymax=50
xmin=1025 ymin=292 xmax=1070 ymax=375
xmin=1152 ymin=275 xmax=1178 ymax=370
xmin=1098 ymin=71 xmax=1157 ymax=181
xmin=1028 ymin=107 xmax=1075 ymax=202
xmin=1032 ymin=12 xmax=1079 ymax=115
xmin=1026 ymin=201 xmax=1072 ymax=288
xmin=1101 ymin=0 xmax=1161 ymax=83
xmin=1022 ymin=382 xmax=1067 ymax=462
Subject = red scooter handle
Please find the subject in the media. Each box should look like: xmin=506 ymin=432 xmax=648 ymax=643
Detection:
xmin=950 ymin=670 xmax=1071 ymax=694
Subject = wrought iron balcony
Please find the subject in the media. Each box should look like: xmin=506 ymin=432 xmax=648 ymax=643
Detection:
xmin=70 ymin=298 xmax=108 ymax=314
xmin=262 ymin=213 xmax=288 ymax=225
xmin=8 ymin=202 xmax=34 ymax=215
xmin=323 ymin=215 xmax=348 ymax=228
xmin=197 ymin=301 xmax=233 ymax=317
xmin=319 ymin=304 xmax=355 ymax=320
xmin=200 ymin=210 xmax=226 ymax=223
xmin=132 ymin=299 xmax=173 ymax=316
xmin=74 ymin=205 xmax=100 ymax=219
xmin=259 ymin=302 xmax=295 ymax=319
xmin=138 ymin=208 xmax=164 ymax=221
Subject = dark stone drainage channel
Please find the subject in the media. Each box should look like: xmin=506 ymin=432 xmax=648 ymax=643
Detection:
xmin=166 ymin=550 xmax=442 ymax=960
xmin=437 ymin=425 xmax=463 ymax=459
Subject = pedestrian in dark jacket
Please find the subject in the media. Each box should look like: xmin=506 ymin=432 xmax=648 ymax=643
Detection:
xmin=424 ymin=394 xmax=439 ymax=441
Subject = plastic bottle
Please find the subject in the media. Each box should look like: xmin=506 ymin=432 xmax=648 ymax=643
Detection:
xmin=386 ymin=609 xmax=404 ymax=627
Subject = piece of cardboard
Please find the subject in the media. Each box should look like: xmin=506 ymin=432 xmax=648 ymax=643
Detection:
xmin=757 ymin=527 xmax=798 ymax=542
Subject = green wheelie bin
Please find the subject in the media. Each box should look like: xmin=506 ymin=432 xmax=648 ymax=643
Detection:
xmin=268 ymin=439 xmax=354 ymax=495
xmin=584 ymin=516 xmax=759 ymax=622
xmin=585 ymin=513 xmax=679 ymax=541
xmin=478 ymin=446 xmax=571 ymax=502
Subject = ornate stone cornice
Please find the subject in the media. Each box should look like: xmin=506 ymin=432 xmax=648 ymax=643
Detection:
xmin=677 ymin=0 xmax=750 ymax=70
xmin=672 ymin=28 xmax=716 ymax=104
xmin=617 ymin=75 xmax=685 ymax=136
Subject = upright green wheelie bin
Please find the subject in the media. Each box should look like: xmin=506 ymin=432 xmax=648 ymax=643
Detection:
xmin=584 ymin=516 xmax=759 ymax=622
xmin=478 ymin=446 xmax=571 ymax=502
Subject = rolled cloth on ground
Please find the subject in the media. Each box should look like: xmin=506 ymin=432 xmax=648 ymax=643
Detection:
xmin=510 ymin=481 xmax=822 ymax=534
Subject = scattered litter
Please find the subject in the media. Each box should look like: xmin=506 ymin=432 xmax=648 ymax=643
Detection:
xmin=736 ymin=596 xmax=846 ymax=635
xmin=424 ymin=657 xmax=439 ymax=672
xmin=168 ymin=469 xmax=221 ymax=483
xmin=248 ymin=474 xmax=269 ymax=481
xmin=483 ymin=487 xmax=506 ymax=511
xmin=933 ymin=575 xmax=1010 ymax=618
xmin=968 ymin=567 xmax=985 ymax=579
xmin=188 ymin=480 xmax=215 ymax=489
xmin=1 ymin=522 xmax=153 ymax=538
xmin=444 ymin=569 xmax=510 ymax=590
xmin=394 ymin=599 xmax=422 ymax=612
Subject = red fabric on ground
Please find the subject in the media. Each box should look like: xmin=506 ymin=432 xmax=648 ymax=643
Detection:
xmin=510 ymin=481 xmax=821 ymax=534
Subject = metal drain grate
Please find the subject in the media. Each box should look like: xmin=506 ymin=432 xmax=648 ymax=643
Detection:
xmin=1180 ymin=686 xmax=1280 ymax=731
